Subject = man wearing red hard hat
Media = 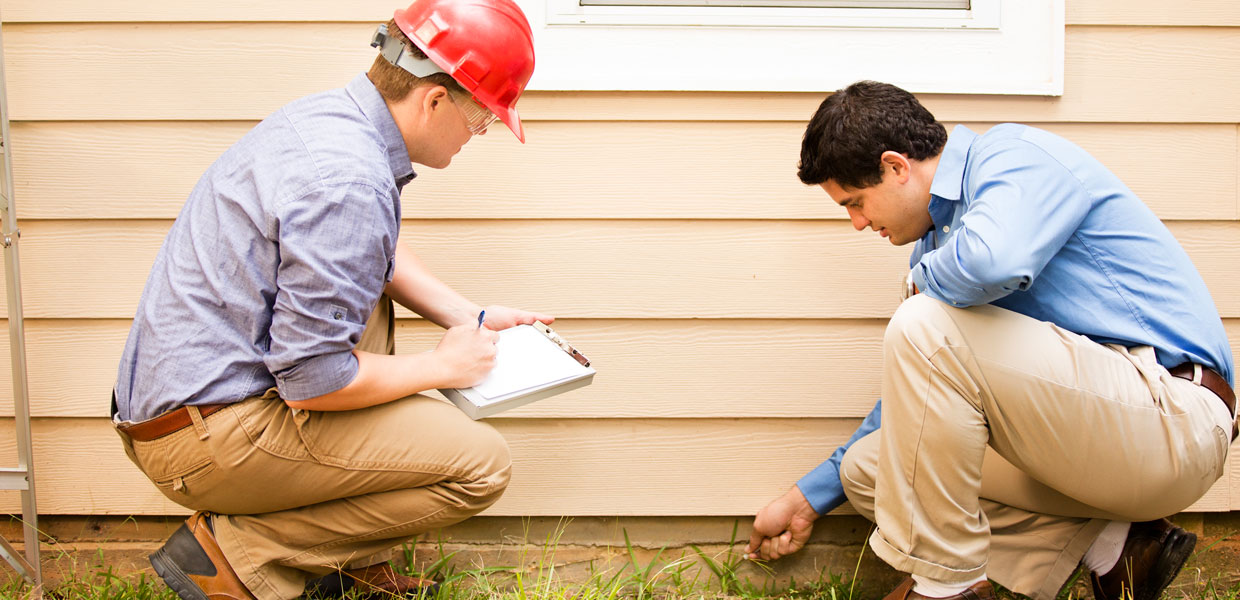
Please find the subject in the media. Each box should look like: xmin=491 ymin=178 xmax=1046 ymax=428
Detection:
xmin=112 ymin=1 xmax=544 ymax=598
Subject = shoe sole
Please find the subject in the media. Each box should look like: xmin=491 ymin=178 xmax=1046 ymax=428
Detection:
xmin=150 ymin=548 xmax=210 ymax=600
xmin=1136 ymin=528 xmax=1196 ymax=600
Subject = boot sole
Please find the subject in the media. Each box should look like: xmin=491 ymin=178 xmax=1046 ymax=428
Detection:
xmin=1136 ymin=528 xmax=1196 ymax=600
xmin=150 ymin=547 xmax=210 ymax=600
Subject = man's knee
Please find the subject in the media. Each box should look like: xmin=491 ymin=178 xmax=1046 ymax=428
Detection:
xmin=883 ymin=294 xmax=950 ymax=352
xmin=462 ymin=424 xmax=512 ymax=506
xmin=839 ymin=432 xmax=880 ymax=519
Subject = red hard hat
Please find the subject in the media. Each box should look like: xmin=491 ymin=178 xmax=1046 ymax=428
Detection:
xmin=393 ymin=0 xmax=536 ymax=142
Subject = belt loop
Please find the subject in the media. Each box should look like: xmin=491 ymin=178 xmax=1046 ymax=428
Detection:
xmin=188 ymin=406 xmax=210 ymax=441
xmin=1192 ymin=363 xmax=1203 ymax=385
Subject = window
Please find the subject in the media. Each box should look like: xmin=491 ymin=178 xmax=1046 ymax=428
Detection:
xmin=581 ymin=1 xmax=969 ymax=5
xmin=548 ymin=0 xmax=990 ymax=28
xmin=526 ymin=0 xmax=1063 ymax=95
xmin=580 ymin=0 xmax=967 ymax=5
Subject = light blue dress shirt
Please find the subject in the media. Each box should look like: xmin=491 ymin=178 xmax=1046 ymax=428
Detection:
xmin=796 ymin=124 xmax=1234 ymax=515
xmin=115 ymin=73 xmax=415 ymax=422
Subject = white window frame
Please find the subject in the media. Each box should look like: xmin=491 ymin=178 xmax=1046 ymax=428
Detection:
xmin=521 ymin=0 xmax=1064 ymax=95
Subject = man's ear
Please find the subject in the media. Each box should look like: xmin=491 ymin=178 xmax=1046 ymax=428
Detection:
xmin=422 ymin=85 xmax=451 ymax=113
xmin=880 ymin=150 xmax=913 ymax=183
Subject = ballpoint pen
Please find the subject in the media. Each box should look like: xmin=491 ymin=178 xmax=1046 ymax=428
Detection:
xmin=476 ymin=310 xmax=486 ymax=329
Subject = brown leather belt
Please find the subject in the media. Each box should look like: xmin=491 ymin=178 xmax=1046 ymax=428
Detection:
xmin=1169 ymin=363 xmax=1237 ymax=440
xmin=117 ymin=404 xmax=229 ymax=442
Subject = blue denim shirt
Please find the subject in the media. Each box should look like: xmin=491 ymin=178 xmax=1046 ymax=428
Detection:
xmin=115 ymin=73 xmax=415 ymax=422
xmin=796 ymin=124 xmax=1234 ymax=515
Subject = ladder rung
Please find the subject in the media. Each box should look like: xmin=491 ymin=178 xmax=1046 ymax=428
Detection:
xmin=0 ymin=468 xmax=30 ymax=490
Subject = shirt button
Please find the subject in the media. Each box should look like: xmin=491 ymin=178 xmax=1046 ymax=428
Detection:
xmin=333 ymin=312 xmax=343 ymax=320
xmin=942 ymin=226 xmax=951 ymax=233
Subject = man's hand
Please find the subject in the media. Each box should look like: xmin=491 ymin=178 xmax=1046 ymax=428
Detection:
xmin=743 ymin=486 xmax=820 ymax=561
xmin=478 ymin=305 xmax=554 ymax=331
xmin=432 ymin=324 xmax=500 ymax=389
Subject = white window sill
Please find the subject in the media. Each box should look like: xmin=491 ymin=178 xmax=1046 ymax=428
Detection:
xmin=521 ymin=0 xmax=1064 ymax=95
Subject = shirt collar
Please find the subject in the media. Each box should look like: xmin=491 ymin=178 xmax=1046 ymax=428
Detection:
xmin=926 ymin=124 xmax=977 ymax=227
xmin=929 ymin=124 xmax=976 ymax=201
xmin=346 ymin=73 xmax=417 ymax=187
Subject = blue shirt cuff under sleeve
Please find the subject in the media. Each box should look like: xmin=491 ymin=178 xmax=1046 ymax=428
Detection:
xmin=273 ymin=349 xmax=359 ymax=402
xmin=795 ymin=400 xmax=884 ymax=516
xmin=796 ymin=448 xmax=849 ymax=516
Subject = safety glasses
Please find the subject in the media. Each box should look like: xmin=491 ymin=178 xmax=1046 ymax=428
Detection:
xmin=449 ymin=92 xmax=498 ymax=135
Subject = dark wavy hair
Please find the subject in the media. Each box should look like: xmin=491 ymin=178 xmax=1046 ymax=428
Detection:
xmin=797 ymin=81 xmax=947 ymax=188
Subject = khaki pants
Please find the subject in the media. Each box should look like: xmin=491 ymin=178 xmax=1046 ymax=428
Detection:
xmin=840 ymin=295 xmax=1231 ymax=600
xmin=117 ymin=297 xmax=512 ymax=600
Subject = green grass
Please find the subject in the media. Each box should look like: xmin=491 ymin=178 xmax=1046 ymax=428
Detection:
xmin=2 ymin=521 xmax=1237 ymax=600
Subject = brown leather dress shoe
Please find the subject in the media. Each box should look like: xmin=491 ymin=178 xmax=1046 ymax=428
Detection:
xmin=1091 ymin=519 xmax=1196 ymax=600
xmin=149 ymin=512 xmax=256 ymax=600
xmin=304 ymin=562 xmax=440 ymax=599
xmin=883 ymin=576 xmax=997 ymax=600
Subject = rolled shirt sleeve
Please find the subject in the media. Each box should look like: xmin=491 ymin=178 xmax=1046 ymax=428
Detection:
xmin=264 ymin=181 xmax=398 ymax=401
xmin=912 ymin=140 xmax=1092 ymax=308
xmin=116 ymin=73 xmax=418 ymax=421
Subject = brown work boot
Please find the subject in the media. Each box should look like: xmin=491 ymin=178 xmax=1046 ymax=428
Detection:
xmin=149 ymin=512 xmax=255 ymax=600
xmin=304 ymin=562 xmax=439 ymax=598
xmin=882 ymin=576 xmax=997 ymax=600
xmin=1091 ymin=519 xmax=1196 ymax=600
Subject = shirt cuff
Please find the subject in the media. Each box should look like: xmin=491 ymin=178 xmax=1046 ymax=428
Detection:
xmin=273 ymin=349 xmax=359 ymax=402
xmin=796 ymin=447 xmax=849 ymax=516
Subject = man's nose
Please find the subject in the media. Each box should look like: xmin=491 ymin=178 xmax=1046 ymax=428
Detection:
xmin=846 ymin=207 xmax=869 ymax=231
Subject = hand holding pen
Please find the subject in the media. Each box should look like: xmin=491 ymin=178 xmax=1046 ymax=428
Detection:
xmin=434 ymin=311 xmax=500 ymax=389
xmin=471 ymin=305 xmax=555 ymax=331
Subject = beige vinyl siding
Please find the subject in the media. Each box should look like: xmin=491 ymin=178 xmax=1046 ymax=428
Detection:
xmin=1 ymin=0 xmax=1237 ymax=26
xmin=0 ymin=418 xmax=868 ymax=516
xmin=0 ymin=417 xmax=1233 ymax=515
xmin=10 ymin=122 xmax=1239 ymax=221
xmin=0 ymin=220 xmax=1238 ymax=319
xmin=3 ymin=320 xmax=1240 ymax=421
xmin=4 ymin=26 xmax=1240 ymax=123
xmin=0 ymin=1 xmax=1237 ymax=516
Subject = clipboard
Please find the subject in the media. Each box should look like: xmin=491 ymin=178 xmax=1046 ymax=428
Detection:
xmin=440 ymin=322 xmax=595 ymax=419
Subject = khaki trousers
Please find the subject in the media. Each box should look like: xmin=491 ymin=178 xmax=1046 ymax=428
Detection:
xmin=117 ymin=297 xmax=512 ymax=600
xmin=840 ymin=295 xmax=1230 ymax=600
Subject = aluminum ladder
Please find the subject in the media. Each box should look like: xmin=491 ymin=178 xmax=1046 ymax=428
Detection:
xmin=0 ymin=13 xmax=43 ymax=596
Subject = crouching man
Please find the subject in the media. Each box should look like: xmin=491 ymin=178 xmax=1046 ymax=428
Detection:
xmin=746 ymin=81 xmax=1235 ymax=600
xmin=112 ymin=1 xmax=550 ymax=598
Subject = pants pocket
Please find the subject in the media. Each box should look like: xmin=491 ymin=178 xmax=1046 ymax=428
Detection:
xmin=151 ymin=456 xmax=218 ymax=495
xmin=1210 ymin=425 xmax=1230 ymax=482
xmin=129 ymin=427 xmax=222 ymax=506
xmin=233 ymin=395 xmax=314 ymax=462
